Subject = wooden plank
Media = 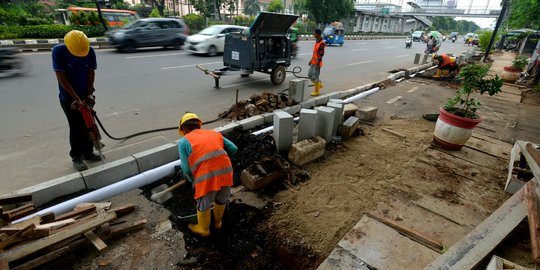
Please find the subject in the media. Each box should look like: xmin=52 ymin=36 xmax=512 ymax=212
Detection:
xmin=109 ymin=219 xmax=147 ymax=236
xmin=381 ymin=128 xmax=406 ymax=139
xmin=525 ymin=181 xmax=540 ymax=263
xmin=74 ymin=202 xmax=111 ymax=212
xmin=107 ymin=204 xmax=135 ymax=218
xmin=0 ymin=233 xmax=8 ymax=242
xmin=36 ymin=219 xmax=76 ymax=230
xmin=518 ymin=141 xmax=540 ymax=182
xmin=424 ymin=186 xmax=527 ymax=270
xmin=20 ymin=228 xmax=50 ymax=239
xmin=0 ymin=194 xmax=32 ymax=206
xmin=54 ymin=205 xmax=96 ymax=222
xmin=1 ymin=204 xmax=34 ymax=222
xmin=83 ymin=231 xmax=107 ymax=252
xmin=366 ymin=213 xmax=444 ymax=252
xmin=0 ymin=256 xmax=7 ymax=270
xmin=0 ymin=213 xmax=117 ymax=263
xmin=39 ymin=212 xmax=55 ymax=224
xmin=0 ymin=224 xmax=35 ymax=250
xmin=11 ymin=246 xmax=70 ymax=270
xmin=526 ymin=143 xmax=540 ymax=169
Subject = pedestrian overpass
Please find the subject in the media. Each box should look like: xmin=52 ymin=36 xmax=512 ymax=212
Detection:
xmin=396 ymin=1 xmax=501 ymax=18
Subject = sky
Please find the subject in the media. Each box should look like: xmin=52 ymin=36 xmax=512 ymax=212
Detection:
xmin=357 ymin=0 xmax=501 ymax=28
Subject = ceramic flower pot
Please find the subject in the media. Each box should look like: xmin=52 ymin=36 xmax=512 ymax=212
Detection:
xmin=433 ymin=107 xmax=482 ymax=150
xmin=501 ymin=66 xmax=522 ymax=83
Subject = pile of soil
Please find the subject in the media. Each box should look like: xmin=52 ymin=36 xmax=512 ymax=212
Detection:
xmin=220 ymin=92 xmax=296 ymax=120
xmin=415 ymin=69 xmax=462 ymax=89
xmin=522 ymin=89 xmax=540 ymax=106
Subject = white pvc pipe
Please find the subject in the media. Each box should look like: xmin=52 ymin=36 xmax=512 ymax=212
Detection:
xmin=342 ymin=87 xmax=380 ymax=104
xmin=14 ymin=159 xmax=181 ymax=223
xmin=251 ymin=117 xmax=299 ymax=136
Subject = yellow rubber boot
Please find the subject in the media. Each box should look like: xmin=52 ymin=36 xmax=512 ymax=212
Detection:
xmin=433 ymin=69 xmax=442 ymax=78
xmin=188 ymin=209 xmax=211 ymax=237
xmin=213 ymin=203 xmax=226 ymax=230
xmin=442 ymin=70 xmax=449 ymax=77
xmin=311 ymin=82 xmax=321 ymax=96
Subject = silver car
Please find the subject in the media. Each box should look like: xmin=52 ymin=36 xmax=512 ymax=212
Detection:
xmin=185 ymin=25 xmax=247 ymax=56
xmin=107 ymin=18 xmax=189 ymax=53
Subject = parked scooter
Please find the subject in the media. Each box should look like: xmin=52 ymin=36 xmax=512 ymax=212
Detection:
xmin=0 ymin=48 xmax=31 ymax=78
xmin=405 ymin=37 xmax=412 ymax=48
xmin=452 ymin=36 xmax=456 ymax=43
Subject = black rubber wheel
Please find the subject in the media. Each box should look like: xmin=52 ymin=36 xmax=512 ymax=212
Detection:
xmin=240 ymin=74 xmax=250 ymax=77
xmin=207 ymin=45 xmax=217 ymax=56
xmin=270 ymin=65 xmax=286 ymax=85
xmin=122 ymin=40 xmax=137 ymax=53
xmin=172 ymin=38 xmax=183 ymax=50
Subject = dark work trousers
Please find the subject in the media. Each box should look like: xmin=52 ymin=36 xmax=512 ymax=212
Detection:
xmin=60 ymin=99 xmax=94 ymax=159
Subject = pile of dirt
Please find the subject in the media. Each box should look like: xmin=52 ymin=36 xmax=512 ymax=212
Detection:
xmin=415 ymin=69 xmax=462 ymax=89
xmin=522 ymin=89 xmax=540 ymax=106
xmin=220 ymin=92 xmax=296 ymax=120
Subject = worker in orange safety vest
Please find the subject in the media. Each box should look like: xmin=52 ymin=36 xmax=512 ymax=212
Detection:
xmin=177 ymin=113 xmax=238 ymax=237
xmin=432 ymin=54 xmax=459 ymax=78
xmin=308 ymin=28 xmax=326 ymax=96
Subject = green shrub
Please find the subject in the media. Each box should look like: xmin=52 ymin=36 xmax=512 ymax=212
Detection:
xmin=233 ymin=15 xmax=255 ymax=26
xmin=512 ymin=55 xmax=529 ymax=70
xmin=0 ymin=25 xmax=106 ymax=39
xmin=149 ymin=7 xmax=161 ymax=18
xmin=182 ymin=13 xmax=205 ymax=32
xmin=298 ymin=20 xmax=317 ymax=34
xmin=478 ymin=30 xmax=498 ymax=53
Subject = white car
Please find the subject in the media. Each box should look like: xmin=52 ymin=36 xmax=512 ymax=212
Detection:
xmin=185 ymin=25 xmax=247 ymax=56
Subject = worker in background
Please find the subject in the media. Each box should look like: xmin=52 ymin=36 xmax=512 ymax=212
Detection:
xmin=432 ymin=54 xmax=459 ymax=78
xmin=289 ymin=23 xmax=299 ymax=57
xmin=309 ymin=28 xmax=326 ymax=96
xmin=52 ymin=30 xmax=101 ymax=172
xmin=177 ymin=113 xmax=238 ymax=237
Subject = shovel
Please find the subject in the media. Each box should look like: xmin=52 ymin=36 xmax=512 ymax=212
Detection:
xmin=150 ymin=180 xmax=187 ymax=204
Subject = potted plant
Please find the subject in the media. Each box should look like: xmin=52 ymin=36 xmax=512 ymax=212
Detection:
xmin=502 ymin=55 xmax=528 ymax=82
xmin=433 ymin=64 xmax=503 ymax=150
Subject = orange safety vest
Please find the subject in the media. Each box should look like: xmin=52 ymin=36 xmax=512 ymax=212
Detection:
xmin=310 ymin=39 xmax=325 ymax=67
xmin=439 ymin=55 xmax=455 ymax=68
xmin=184 ymin=129 xmax=233 ymax=199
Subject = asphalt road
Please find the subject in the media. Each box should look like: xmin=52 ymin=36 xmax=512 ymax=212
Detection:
xmin=0 ymin=39 xmax=471 ymax=193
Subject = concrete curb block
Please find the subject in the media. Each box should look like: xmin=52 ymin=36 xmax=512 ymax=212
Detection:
xmin=82 ymin=156 xmax=139 ymax=190
xmin=299 ymin=35 xmax=405 ymax=41
xmin=2 ymin=60 xmax=438 ymax=207
xmin=1 ymin=39 xmax=112 ymax=52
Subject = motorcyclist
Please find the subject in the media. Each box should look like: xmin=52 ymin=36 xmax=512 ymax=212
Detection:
xmin=426 ymin=36 xmax=437 ymax=53
xmin=289 ymin=25 xmax=299 ymax=56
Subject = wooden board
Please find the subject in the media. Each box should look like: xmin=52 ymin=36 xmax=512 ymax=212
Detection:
xmin=75 ymin=203 xmax=111 ymax=212
xmin=424 ymin=186 xmax=527 ymax=270
xmin=0 ymin=194 xmax=32 ymax=206
xmin=107 ymin=204 xmax=135 ymax=218
xmin=465 ymin=136 xmax=511 ymax=160
xmin=36 ymin=219 xmax=76 ymax=230
xmin=518 ymin=141 xmax=540 ymax=182
xmin=54 ymin=205 xmax=96 ymax=221
xmin=525 ymin=181 xmax=540 ymax=263
xmin=1 ymin=204 xmax=34 ymax=222
xmin=0 ymin=213 xmax=117 ymax=262
xmin=84 ymin=231 xmax=107 ymax=252
xmin=0 ymin=224 xmax=35 ymax=250
xmin=11 ymin=246 xmax=70 ymax=270
xmin=39 ymin=212 xmax=55 ymax=224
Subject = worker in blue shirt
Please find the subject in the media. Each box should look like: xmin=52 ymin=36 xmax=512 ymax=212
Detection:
xmin=178 ymin=113 xmax=238 ymax=237
xmin=52 ymin=30 xmax=101 ymax=171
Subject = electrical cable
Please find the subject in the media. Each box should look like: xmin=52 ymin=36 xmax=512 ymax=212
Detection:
xmin=93 ymin=112 xmax=222 ymax=141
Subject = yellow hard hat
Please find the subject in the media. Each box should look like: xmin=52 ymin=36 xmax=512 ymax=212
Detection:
xmin=432 ymin=53 xmax=439 ymax=60
xmin=64 ymin=30 xmax=90 ymax=57
xmin=178 ymin=113 xmax=202 ymax=136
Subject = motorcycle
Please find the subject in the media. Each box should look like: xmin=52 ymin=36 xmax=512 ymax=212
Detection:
xmin=452 ymin=36 xmax=456 ymax=43
xmin=0 ymin=48 xmax=31 ymax=78
xmin=405 ymin=37 xmax=412 ymax=49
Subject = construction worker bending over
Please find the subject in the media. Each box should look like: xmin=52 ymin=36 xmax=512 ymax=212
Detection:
xmin=309 ymin=28 xmax=325 ymax=96
xmin=52 ymin=30 xmax=101 ymax=172
xmin=177 ymin=113 xmax=238 ymax=237
xmin=433 ymin=54 xmax=459 ymax=78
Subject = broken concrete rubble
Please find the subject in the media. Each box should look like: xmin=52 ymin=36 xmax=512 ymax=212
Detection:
xmin=356 ymin=106 xmax=378 ymax=121
xmin=338 ymin=116 xmax=360 ymax=140
xmin=288 ymin=136 xmax=326 ymax=166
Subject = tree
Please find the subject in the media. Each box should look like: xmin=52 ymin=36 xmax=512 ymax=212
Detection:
xmin=109 ymin=0 xmax=131 ymax=10
xmin=131 ymin=3 xmax=152 ymax=17
xmin=266 ymin=0 xmax=283 ymax=12
xmin=149 ymin=7 xmax=161 ymax=17
xmin=192 ymin=0 xmax=220 ymax=19
xmin=306 ymin=0 xmax=353 ymax=24
xmin=243 ymin=0 xmax=259 ymax=16
xmin=508 ymin=0 xmax=540 ymax=29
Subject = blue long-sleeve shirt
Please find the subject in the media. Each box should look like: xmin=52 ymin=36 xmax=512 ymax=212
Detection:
xmin=178 ymin=134 xmax=238 ymax=182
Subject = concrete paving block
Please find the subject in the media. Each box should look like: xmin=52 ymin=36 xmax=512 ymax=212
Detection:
xmin=213 ymin=122 xmax=241 ymax=134
xmin=356 ymin=83 xmax=373 ymax=92
xmin=300 ymin=99 xmax=316 ymax=109
xmin=317 ymin=246 xmax=370 ymax=270
xmin=329 ymin=92 xmax=342 ymax=99
xmin=327 ymin=102 xmax=344 ymax=136
xmin=239 ymin=115 xmax=265 ymax=130
xmin=356 ymin=106 xmax=378 ymax=122
xmin=338 ymin=116 xmax=360 ymax=140
xmin=288 ymin=136 xmax=326 ymax=166
xmin=289 ymin=79 xmax=308 ymax=102
xmin=344 ymin=103 xmax=359 ymax=118
xmin=262 ymin=112 xmax=274 ymax=124
xmin=315 ymin=106 xmax=336 ymax=142
xmin=329 ymin=98 xmax=344 ymax=104
xmin=298 ymin=109 xmax=318 ymax=141
xmin=394 ymin=71 xmax=406 ymax=79
xmin=82 ymin=156 xmax=139 ymax=189
xmin=273 ymin=111 xmax=294 ymax=153
xmin=414 ymin=53 xmax=421 ymax=64
xmin=313 ymin=95 xmax=330 ymax=106
xmin=284 ymin=104 xmax=302 ymax=115
xmin=336 ymin=91 xmax=349 ymax=98
xmin=12 ymin=172 xmax=86 ymax=207
xmin=133 ymin=143 xmax=179 ymax=173
xmin=387 ymin=73 xmax=397 ymax=80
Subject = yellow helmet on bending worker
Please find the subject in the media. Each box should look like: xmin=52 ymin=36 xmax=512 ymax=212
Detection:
xmin=178 ymin=113 xmax=202 ymax=136
xmin=64 ymin=30 xmax=90 ymax=57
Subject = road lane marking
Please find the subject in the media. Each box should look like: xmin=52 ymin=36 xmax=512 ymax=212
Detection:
xmin=384 ymin=46 xmax=397 ymax=49
xmin=355 ymin=42 xmax=367 ymax=45
xmin=407 ymin=87 xmax=419 ymax=93
xmin=126 ymin=52 xmax=187 ymax=59
xmin=386 ymin=96 xmax=402 ymax=104
xmin=162 ymin=61 xmax=221 ymax=70
xmin=352 ymin=48 xmax=368 ymax=52
xmin=380 ymin=41 xmax=389 ymax=44
xmin=395 ymin=54 xmax=410 ymax=58
xmin=347 ymin=60 xmax=373 ymax=66
xmin=298 ymin=53 xmax=311 ymax=56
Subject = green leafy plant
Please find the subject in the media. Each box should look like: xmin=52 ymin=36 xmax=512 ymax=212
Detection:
xmin=149 ymin=7 xmax=161 ymax=18
xmin=182 ymin=13 xmax=205 ymax=32
xmin=444 ymin=64 xmax=503 ymax=119
xmin=512 ymin=55 xmax=528 ymax=70
xmin=266 ymin=0 xmax=284 ymax=12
